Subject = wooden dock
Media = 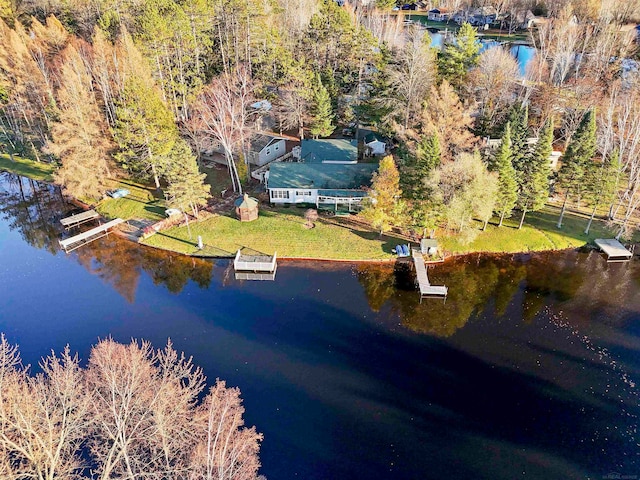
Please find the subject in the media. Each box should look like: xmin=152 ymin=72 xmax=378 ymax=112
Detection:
xmin=233 ymin=250 xmax=277 ymax=280
xmin=594 ymin=238 xmax=633 ymax=262
xmin=60 ymin=209 xmax=100 ymax=229
xmin=59 ymin=218 xmax=124 ymax=253
xmin=412 ymin=248 xmax=448 ymax=301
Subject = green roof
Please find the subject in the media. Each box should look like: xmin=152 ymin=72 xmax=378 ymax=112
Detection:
xmin=364 ymin=132 xmax=385 ymax=144
xmin=234 ymin=194 xmax=258 ymax=209
xmin=318 ymin=189 xmax=368 ymax=198
xmin=268 ymin=163 xmax=377 ymax=190
xmin=300 ymin=139 xmax=358 ymax=163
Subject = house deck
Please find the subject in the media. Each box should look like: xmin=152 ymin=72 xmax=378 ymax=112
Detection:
xmin=594 ymin=238 xmax=633 ymax=262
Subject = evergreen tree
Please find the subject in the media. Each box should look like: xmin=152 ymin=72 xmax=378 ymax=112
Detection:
xmin=556 ymin=110 xmax=597 ymax=228
xmin=437 ymin=22 xmax=480 ymax=89
xmin=584 ymin=149 xmax=620 ymax=235
xmin=416 ymin=134 xmax=441 ymax=176
xmin=506 ymin=104 xmax=529 ymax=173
xmin=164 ymin=140 xmax=211 ymax=218
xmin=362 ymin=155 xmax=404 ymax=236
xmin=114 ymin=77 xmax=178 ymax=189
xmin=517 ymin=119 xmax=553 ymax=228
xmin=405 ymin=134 xmax=441 ymax=234
xmin=309 ymin=74 xmax=334 ymax=138
xmin=491 ymin=123 xmax=518 ymax=227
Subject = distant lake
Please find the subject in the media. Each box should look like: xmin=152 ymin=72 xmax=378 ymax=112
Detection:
xmin=0 ymin=172 xmax=638 ymax=479
xmin=414 ymin=22 xmax=536 ymax=77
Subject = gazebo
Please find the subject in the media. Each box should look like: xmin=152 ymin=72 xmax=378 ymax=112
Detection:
xmin=234 ymin=194 xmax=259 ymax=222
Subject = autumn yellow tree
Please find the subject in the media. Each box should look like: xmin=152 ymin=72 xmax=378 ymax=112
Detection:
xmin=361 ymin=155 xmax=404 ymax=236
xmin=47 ymin=43 xmax=116 ymax=200
xmin=422 ymin=80 xmax=477 ymax=162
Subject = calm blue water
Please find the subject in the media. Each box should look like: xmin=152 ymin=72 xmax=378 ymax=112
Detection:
xmin=423 ymin=27 xmax=536 ymax=76
xmin=1 ymin=173 xmax=639 ymax=479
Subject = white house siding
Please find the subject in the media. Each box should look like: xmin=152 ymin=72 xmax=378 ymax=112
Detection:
xmin=269 ymin=188 xmax=318 ymax=204
xmin=251 ymin=139 xmax=286 ymax=166
xmin=365 ymin=140 xmax=386 ymax=156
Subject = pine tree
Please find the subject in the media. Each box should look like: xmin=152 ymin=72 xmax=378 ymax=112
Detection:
xmin=405 ymin=134 xmax=441 ymax=233
xmin=361 ymin=155 xmax=403 ymax=236
xmin=491 ymin=123 xmax=518 ymax=227
xmin=416 ymin=134 xmax=441 ymax=174
xmin=309 ymin=74 xmax=334 ymax=138
xmin=164 ymin=140 xmax=211 ymax=218
xmin=584 ymin=149 xmax=620 ymax=235
xmin=114 ymin=77 xmax=178 ymax=189
xmin=507 ymin=104 xmax=529 ymax=173
xmin=556 ymin=110 xmax=597 ymax=228
xmin=517 ymin=119 xmax=553 ymax=229
xmin=437 ymin=22 xmax=480 ymax=89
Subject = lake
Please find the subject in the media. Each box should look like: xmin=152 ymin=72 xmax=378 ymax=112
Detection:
xmin=0 ymin=172 xmax=638 ymax=479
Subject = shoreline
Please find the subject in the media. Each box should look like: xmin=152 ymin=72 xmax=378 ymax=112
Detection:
xmin=0 ymin=168 xmax=626 ymax=264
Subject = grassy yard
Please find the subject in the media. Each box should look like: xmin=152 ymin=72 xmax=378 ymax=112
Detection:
xmin=0 ymin=153 xmax=55 ymax=182
xmin=142 ymin=208 xmax=398 ymax=260
xmin=441 ymin=205 xmax=621 ymax=254
xmin=96 ymin=179 xmax=167 ymax=222
xmin=142 ymin=203 xmax=628 ymax=260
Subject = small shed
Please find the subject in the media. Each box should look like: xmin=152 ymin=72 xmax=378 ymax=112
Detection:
xmin=235 ymin=194 xmax=259 ymax=222
xmin=364 ymin=132 xmax=387 ymax=156
xmin=421 ymin=238 xmax=439 ymax=256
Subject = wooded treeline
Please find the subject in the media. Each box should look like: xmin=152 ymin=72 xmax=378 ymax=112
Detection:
xmin=0 ymin=335 xmax=262 ymax=480
xmin=1 ymin=0 xmax=640 ymax=239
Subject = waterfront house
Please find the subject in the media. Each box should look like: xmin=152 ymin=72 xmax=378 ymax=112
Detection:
xmin=248 ymin=134 xmax=286 ymax=166
xmin=427 ymin=8 xmax=451 ymax=21
xmin=266 ymin=162 xmax=377 ymax=211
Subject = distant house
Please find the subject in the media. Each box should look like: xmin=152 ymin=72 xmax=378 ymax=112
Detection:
xmin=266 ymin=163 xmax=378 ymax=210
xmin=248 ymin=134 xmax=286 ymax=166
xmin=363 ymin=132 xmax=387 ymax=156
xmin=297 ymin=139 xmax=358 ymax=163
xmin=461 ymin=6 xmax=497 ymax=26
xmin=427 ymin=8 xmax=450 ymax=21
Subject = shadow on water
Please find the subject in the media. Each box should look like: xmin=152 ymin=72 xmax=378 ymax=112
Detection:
xmin=1 ymin=172 xmax=639 ymax=479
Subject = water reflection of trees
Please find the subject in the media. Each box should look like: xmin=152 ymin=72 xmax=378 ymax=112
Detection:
xmin=0 ymin=173 xmax=68 ymax=254
xmin=356 ymin=250 xmax=640 ymax=337
xmin=0 ymin=173 xmax=213 ymax=302
xmin=76 ymin=236 xmax=213 ymax=302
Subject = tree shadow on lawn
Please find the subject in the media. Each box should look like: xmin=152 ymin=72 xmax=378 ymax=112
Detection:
xmin=143 ymin=202 xmax=166 ymax=217
xmin=350 ymin=229 xmax=411 ymax=255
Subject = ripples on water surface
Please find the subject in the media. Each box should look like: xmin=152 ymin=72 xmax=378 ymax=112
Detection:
xmin=0 ymin=173 xmax=638 ymax=479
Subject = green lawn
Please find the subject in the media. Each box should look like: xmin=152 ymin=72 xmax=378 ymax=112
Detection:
xmin=441 ymin=205 xmax=621 ymax=254
xmin=96 ymin=179 xmax=167 ymax=221
xmin=0 ymin=153 xmax=55 ymax=182
xmin=142 ymin=208 xmax=398 ymax=260
xmin=141 ymin=203 xmax=630 ymax=260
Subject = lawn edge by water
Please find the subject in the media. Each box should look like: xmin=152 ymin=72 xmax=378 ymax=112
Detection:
xmin=1 ymin=164 xmax=623 ymax=261
xmin=0 ymin=154 xmax=55 ymax=182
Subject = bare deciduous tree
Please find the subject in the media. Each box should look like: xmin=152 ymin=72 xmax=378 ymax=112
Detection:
xmin=191 ymin=66 xmax=255 ymax=194
xmin=469 ymin=46 xmax=520 ymax=134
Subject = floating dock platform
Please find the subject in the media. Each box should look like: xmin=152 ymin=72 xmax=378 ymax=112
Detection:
xmin=60 ymin=209 xmax=100 ymax=229
xmin=233 ymin=250 xmax=277 ymax=280
xmin=594 ymin=238 xmax=633 ymax=262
